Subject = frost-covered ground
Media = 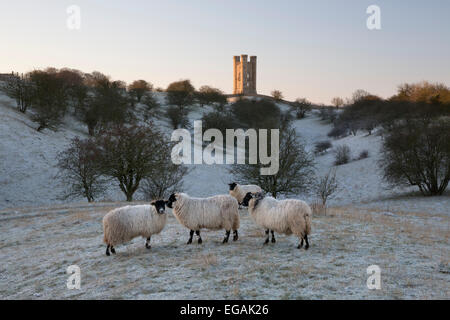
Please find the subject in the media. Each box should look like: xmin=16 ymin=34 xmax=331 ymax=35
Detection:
xmin=0 ymin=202 xmax=448 ymax=299
xmin=0 ymin=91 xmax=449 ymax=299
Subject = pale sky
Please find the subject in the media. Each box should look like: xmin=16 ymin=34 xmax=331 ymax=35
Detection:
xmin=1 ymin=0 xmax=449 ymax=104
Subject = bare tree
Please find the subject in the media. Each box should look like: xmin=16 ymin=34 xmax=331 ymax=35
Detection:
xmin=166 ymin=79 xmax=195 ymax=111
xmin=331 ymin=97 xmax=344 ymax=109
xmin=94 ymin=124 xmax=168 ymax=201
xmin=195 ymin=85 xmax=227 ymax=108
xmin=166 ymin=106 xmax=190 ymax=129
xmin=140 ymin=142 xmax=189 ymax=199
xmin=128 ymin=80 xmax=152 ymax=103
xmin=141 ymin=92 xmax=160 ymax=120
xmin=291 ymin=98 xmax=312 ymax=119
xmin=316 ymin=168 xmax=339 ymax=205
xmin=79 ymin=75 xmax=132 ymax=135
xmin=380 ymin=118 xmax=450 ymax=196
xmin=56 ymin=137 xmax=106 ymax=202
xmin=271 ymin=90 xmax=283 ymax=101
xmin=351 ymin=89 xmax=371 ymax=103
xmin=28 ymin=70 xmax=69 ymax=131
xmin=2 ymin=73 xmax=33 ymax=113
xmin=229 ymin=125 xmax=315 ymax=198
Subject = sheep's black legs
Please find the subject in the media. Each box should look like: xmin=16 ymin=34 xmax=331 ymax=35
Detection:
xmin=196 ymin=230 xmax=202 ymax=244
xmin=271 ymin=230 xmax=276 ymax=243
xmin=110 ymin=246 xmax=116 ymax=254
xmin=297 ymin=235 xmax=309 ymax=250
xmin=297 ymin=238 xmax=304 ymax=249
xmin=146 ymin=236 xmax=151 ymax=249
xmin=187 ymin=230 xmax=194 ymax=244
xmin=223 ymin=230 xmax=231 ymax=243
xmin=264 ymin=229 xmax=270 ymax=245
xmin=233 ymin=230 xmax=239 ymax=241
xmin=106 ymin=245 xmax=110 ymax=256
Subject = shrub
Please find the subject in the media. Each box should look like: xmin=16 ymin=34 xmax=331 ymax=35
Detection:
xmin=319 ymin=108 xmax=337 ymax=123
xmin=231 ymin=99 xmax=281 ymax=129
xmin=379 ymin=118 xmax=450 ymax=196
xmin=201 ymin=110 xmax=237 ymax=135
xmin=314 ymin=140 xmax=332 ymax=154
xmin=358 ymin=150 xmax=369 ymax=160
xmin=271 ymin=90 xmax=283 ymax=101
xmin=291 ymin=98 xmax=311 ymax=119
xmin=141 ymin=92 xmax=160 ymax=120
xmin=327 ymin=125 xmax=348 ymax=138
xmin=195 ymin=86 xmax=227 ymax=108
xmin=166 ymin=105 xmax=189 ymax=129
xmin=333 ymin=145 xmax=351 ymax=166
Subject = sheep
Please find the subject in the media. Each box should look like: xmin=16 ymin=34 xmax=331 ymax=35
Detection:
xmin=102 ymin=200 xmax=167 ymax=256
xmin=228 ymin=182 xmax=262 ymax=206
xmin=166 ymin=192 xmax=240 ymax=244
xmin=242 ymin=192 xmax=312 ymax=249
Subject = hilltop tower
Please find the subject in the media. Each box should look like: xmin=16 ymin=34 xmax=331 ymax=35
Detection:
xmin=233 ymin=55 xmax=257 ymax=95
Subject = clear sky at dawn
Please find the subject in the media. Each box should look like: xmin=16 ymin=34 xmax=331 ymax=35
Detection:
xmin=1 ymin=0 xmax=449 ymax=103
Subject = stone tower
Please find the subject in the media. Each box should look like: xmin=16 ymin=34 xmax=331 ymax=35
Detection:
xmin=233 ymin=55 xmax=257 ymax=95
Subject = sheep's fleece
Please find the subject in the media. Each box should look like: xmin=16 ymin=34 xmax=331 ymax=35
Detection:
xmin=248 ymin=196 xmax=311 ymax=237
xmin=170 ymin=193 xmax=240 ymax=231
xmin=103 ymin=205 xmax=167 ymax=246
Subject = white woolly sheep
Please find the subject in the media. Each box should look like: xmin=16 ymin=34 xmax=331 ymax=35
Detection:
xmin=166 ymin=193 xmax=240 ymax=244
xmin=242 ymin=192 xmax=312 ymax=249
xmin=228 ymin=182 xmax=262 ymax=205
xmin=102 ymin=200 xmax=167 ymax=256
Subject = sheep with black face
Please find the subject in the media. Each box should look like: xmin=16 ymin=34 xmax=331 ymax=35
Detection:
xmin=166 ymin=193 xmax=240 ymax=244
xmin=242 ymin=192 xmax=312 ymax=249
xmin=228 ymin=182 xmax=262 ymax=206
xmin=102 ymin=200 xmax=167 ymax=256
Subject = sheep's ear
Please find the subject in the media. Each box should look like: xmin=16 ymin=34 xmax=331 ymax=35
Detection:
xmin=150 ymin=201 xmax=156 ymax=206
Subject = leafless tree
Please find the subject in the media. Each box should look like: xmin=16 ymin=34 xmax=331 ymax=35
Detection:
xmin=316 ymin=168 xmax=339 ymax=205
xmin=2 ymin=73 xmax=33 ymax=113
xmin=195 ymin=85 xmax=227 ymax=108
xmin=139 ymin=92 xmax=158 ymax=120
xmin=331 ymin=97 xmax=344 ymax=109
xmin=56 ymin=137 xmax=106 ymax=202
xmin=380 ymin=118 xmax=450 ymax=196
xmin=128 ymin=80 xmax=153 ymax=103
xmin=166 ymin=79 xmax=195 ymax=111
xmin=271 ymin=90 xmax=283 ymax=101
xmin=140 ymin=141 xmax=189 ymax=200
xmin=94 ymin=124 xmax=166 ymax=201
xmin=28 ymin=70 xmax=69 ymax=131
xmin=229 ymin=125 xmax=315 ymax=198
xmin=291 ymin=98 xmax=312 ymax=119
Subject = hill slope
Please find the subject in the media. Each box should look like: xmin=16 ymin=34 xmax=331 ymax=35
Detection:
xmin=0 ymin=92 xmax=448 ymax=214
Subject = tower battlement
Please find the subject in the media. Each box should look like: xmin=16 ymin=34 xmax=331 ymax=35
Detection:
xmin=233 ymin=54 xmax=257 ymax=95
